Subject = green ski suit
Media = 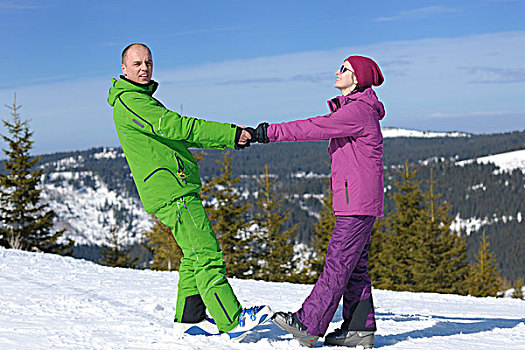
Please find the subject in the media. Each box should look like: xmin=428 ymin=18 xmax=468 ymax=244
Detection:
xmin=107 ymin=76 xmax=242 ymax=332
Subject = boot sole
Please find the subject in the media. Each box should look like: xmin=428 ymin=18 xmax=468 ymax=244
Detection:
xmin=325 ymin=332 xmax=374 ymax=348
xmin=272 ymin=314 xmax=319 ymax=348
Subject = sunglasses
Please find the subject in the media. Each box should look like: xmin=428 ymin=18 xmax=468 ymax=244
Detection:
xmin=339 ymin=65 xmax=354 ymax=74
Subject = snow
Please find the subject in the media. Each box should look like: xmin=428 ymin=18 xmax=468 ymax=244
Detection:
xmin=449 ymin=148 xmax=525 ymax=235
xmin=451 ymin=213 xmax=522 ymax=236
xmin=456 ymin=149 xmax=525 ymax=174
xmin=93 ymin=148 xmax=125 ymax=160
xmin=40 ymin=177 xmax=152 ymax=246
xmin=382 ymin=127 xmax=470 ymax=138
xmin=48 ymin=156 xmax=84 ymax=171
xmin=291 ymin=193 xmax=325 ymax=219
xmin=2 ymin=248 xmax=524 ymax=349
xmin=292 ymin=172 xmax=330 ymax=179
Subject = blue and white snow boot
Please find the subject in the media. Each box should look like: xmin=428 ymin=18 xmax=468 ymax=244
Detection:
xmin=173 ymin=317 xmax=220 ymax=337
xmin=224 ymin=305 xmax=272 ymax=340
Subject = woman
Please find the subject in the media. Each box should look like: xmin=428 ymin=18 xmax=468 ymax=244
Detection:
xmin=250 ymin=55 xmax=385 ymax=348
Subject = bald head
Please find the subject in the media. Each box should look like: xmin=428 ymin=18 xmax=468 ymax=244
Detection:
xmin=121 ymin=43 xmax=153 ymax=84
xmin=122 ymin=43 xmax=151 ymax=64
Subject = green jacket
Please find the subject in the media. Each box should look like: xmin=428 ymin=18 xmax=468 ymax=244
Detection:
xmin=107 ymin=77 xmax=238 ymax=214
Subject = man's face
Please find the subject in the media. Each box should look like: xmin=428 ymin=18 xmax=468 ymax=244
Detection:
xmin=121 ymin=45 xmax=153 ymax=84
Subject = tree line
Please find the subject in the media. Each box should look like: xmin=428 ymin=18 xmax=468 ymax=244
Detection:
xmin=139 ymin=153 xmax=520 ymax=297
xmin=30 ymin=139 xmax=524 ymax=282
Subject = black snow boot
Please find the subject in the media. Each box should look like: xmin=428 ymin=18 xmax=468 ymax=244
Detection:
xmin=324 ymin=327 xmax=375 ymax=348
xmin=272 ymin=312 xmax=319 ymax=347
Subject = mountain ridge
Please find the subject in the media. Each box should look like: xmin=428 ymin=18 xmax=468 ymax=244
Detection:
xmin=1 ymin=128 xmax=523 ymax=280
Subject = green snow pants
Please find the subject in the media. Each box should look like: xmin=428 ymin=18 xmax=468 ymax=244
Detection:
xmin=154 ymin=193 xmax=242 ymax=332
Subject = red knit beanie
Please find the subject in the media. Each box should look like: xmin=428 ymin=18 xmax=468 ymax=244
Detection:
xmin=344 ymin=56 xmax=384 ymax=88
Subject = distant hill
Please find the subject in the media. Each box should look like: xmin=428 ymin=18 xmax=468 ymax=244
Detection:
xmin=2 ymin=128 xmax=523 ymax=281
xmin=382 ymin=127 xmax=470 ymax=138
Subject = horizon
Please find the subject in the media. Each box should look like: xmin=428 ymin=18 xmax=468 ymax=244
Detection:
xmin=8 ymin=127 xmax=521 ymax=157
xmin=1 ymin=0 xmax=524 ymax=154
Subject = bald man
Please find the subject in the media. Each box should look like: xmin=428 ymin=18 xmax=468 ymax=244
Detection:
xmin=108 ymin=43 xmax=270 ymax=339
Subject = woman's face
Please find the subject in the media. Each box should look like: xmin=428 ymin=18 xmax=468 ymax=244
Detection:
xmin=334 ymin=61 xmax=358 ymax=96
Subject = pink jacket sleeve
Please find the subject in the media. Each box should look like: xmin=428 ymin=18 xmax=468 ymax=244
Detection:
xmin=267 ymin=103 xmax=367 ymax=142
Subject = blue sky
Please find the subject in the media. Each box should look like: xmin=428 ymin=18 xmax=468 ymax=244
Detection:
xmin=1 ymin=0 xmax=524 ymax=154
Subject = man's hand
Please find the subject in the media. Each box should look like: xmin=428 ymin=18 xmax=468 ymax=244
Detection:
xmin=239 ymin=129 xmax=252 ymax=145
xmin=235 ymin=127 xmax=253 ymax=150
xmin=235 ymin=123 xmax=269 ymax=149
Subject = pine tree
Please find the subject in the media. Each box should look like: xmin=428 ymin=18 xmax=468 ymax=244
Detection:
xmin=368 ymin=216 xmax=387 ymax=286
xmin=374 ymin=163 xmax=425 ymax=291
xmin=465 ymin=230 xmax=502 ymax=297
xmin=253 ymin=164 xmax=297 ymax=282
xmin=201 ymin=152 xmax=253 ymax=278
xmin=511 ymin=279 xmax=523 ymax=300
xmin=308 ymin=179 xmax=335 ymax=281
xmin=144 ymin=215 xmax=183 ymax=271
xmin=99 ymin=224 xmax=137 ymax=268
xmin=373 ymin=165 xmax=470 ymax=294
xmin=0 ymin=93 xmax=73 ymax=254
xmin=410 ymin=167 xmax=469 ymax=294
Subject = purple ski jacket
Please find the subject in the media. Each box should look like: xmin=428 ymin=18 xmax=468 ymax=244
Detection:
xmin=267 ymin=88 xmax=385 ymax=217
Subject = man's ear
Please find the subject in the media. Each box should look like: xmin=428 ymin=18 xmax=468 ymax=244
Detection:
xmin=121 ymin=63 xmax=127 ymax=77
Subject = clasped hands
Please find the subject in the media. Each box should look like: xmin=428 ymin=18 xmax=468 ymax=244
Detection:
xmin=235 ymin=123 xmax=269 ymax=149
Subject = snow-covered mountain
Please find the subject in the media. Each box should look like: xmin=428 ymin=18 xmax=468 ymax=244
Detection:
xmin=41 ymin=177 xmax=151 ymax=246
xmin=1 ymin=248 xmax=524 ymax=349
xmin=30 ymin=130 xmax=524 ymax=276
xmin=450 ymin=148 xmax=525 ymax=235
xmin=38 ymin=148 xmax=152 ymax=248
xmin=382 ymin=127 xmax=470 ymax=138
xmin=456 ymin=149 xmax=525 ymax=174
xmin=37 ymin=128 xmax=469 ymax=247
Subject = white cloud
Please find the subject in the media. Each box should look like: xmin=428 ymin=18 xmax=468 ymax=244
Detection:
xmin=426 ymin=111 xmax=517 ymax=119
xmin=460 ymin=66 xmax=525 ymax=84
xmin=166 ymin=27 xmax=244 ymax=37
xmin=0 ymin=0 xmax=42 ymax=11
xmin=375 ymin=6 xmax=460 ymax=22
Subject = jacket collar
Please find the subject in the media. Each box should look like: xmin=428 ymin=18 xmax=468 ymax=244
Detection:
xmin=327 ymin=88 xmax=375 ymax=113
xmin=326 ymin=88 xmax=385 ymax=120
xmin=108 ymin=76 xmax=159 ymax=107
xmin=118 ymin=75 xmax=159 ymax=95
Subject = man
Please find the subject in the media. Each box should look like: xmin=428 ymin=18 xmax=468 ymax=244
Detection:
xmin=107 ymin=43 xmax=270 ymax=339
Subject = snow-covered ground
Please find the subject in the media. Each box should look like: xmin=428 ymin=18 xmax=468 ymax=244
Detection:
xmin=456 ymin=149 xmax=525 ymax=174
xmin=1 ymin=248 xmax=524 ymax=350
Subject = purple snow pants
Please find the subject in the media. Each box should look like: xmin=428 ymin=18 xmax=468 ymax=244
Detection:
xmin=296 ymin=215 xmax=377 ymax=336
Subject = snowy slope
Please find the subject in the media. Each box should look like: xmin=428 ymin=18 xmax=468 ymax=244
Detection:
xmin=382 ymin=127 xmax=470 ymax=138
xmin=37 ymin=148 xmax=153 ymax=247
xmin=1 ymin=248 xmax=524 ymax=350
xmin=34 ymin=128 xmax=468 ymax=247
xmin=456 ymin=149 xmax=525 ymax=174
xmin=451 ymin=148 xmax=525 ymax=235
xmin=41 ymin=179 xmax=151 ymax=246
